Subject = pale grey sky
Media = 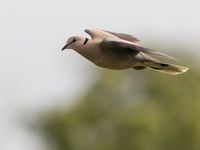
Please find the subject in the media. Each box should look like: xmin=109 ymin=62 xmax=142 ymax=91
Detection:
xmin=1 ymin=0 xmax=200 ymax=150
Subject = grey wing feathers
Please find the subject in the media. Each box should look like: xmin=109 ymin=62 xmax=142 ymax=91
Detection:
xmin=104 ymin=30 xmax=140 ymax=43
xmin=100 ymin=39 xmax=177 ymax=60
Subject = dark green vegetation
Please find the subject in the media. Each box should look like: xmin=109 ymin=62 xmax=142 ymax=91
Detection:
xmin=36 ymin=57 xmax=200 ymax=150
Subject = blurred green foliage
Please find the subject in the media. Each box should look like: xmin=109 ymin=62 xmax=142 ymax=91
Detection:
xmin=37 ymin=57 xmax=200 ymax=150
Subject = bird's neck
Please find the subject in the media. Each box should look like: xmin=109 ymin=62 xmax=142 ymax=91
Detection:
xmin=74 ymin=40 xmax=100 ymax=63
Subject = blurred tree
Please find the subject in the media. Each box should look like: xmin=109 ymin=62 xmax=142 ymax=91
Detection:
xmin=36 ymin=57 xmax=200 ymax=150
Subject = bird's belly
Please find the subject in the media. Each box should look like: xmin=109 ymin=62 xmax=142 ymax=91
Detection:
xmin=94 ymin=55 xmax=135 ymax=70
xmin=96 ymin=63 xmax=131 ymax=70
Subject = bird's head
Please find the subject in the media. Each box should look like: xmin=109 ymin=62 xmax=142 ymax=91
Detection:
xmin=62 ymin=36 xmax=86 ymax=51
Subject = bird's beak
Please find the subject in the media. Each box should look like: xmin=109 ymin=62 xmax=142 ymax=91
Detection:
xmin=62 ymin=44 xmax=68 ymax=51
xmin=62 ymin=41 xmax=74 ymax=51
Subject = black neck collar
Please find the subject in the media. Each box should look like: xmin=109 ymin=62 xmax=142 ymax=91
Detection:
xmin=83 ymin=38 xmax=89 ymax=45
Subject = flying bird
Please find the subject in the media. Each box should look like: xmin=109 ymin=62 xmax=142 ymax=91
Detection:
xmin=62 ymin=29 xmax=188 ymax=75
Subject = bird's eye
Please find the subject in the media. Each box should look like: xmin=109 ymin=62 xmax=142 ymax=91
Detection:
xmin=72 ymin=39 xmax=76 ymax=43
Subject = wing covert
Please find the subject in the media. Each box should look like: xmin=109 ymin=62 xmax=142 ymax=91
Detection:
xmin=104 ymin=30 xmax=140 ymax=43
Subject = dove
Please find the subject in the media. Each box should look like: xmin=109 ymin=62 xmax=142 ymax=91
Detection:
xmin=62 ymin=29 xmax=188 ymax=75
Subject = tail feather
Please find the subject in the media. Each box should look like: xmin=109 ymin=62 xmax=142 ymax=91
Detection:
xmin=144 ymin=62 xmax=189 ymax=75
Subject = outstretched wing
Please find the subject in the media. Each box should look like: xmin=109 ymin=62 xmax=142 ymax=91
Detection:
xmin=100 ymin=38 xmax=177 ymax=60
xmin=103 ymin=30 xmax=140 ymax=43
xmin=85 ymin=29 xmax=121 ymax=40
xmin=85 ymin=29 xmax=140 ymax=43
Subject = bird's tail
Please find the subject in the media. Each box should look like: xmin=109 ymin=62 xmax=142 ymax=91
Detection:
xmin=144 ymin=61 xmax=189 ymax=75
